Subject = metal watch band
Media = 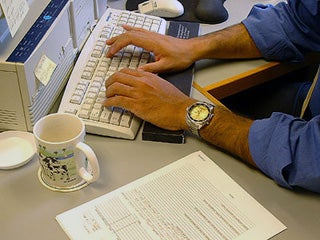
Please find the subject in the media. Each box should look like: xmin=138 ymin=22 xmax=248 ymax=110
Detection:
xmin=187 ymin=119 xmax=201 ymax=136
xmin=186 ymin=101 xmax=215 ymax=137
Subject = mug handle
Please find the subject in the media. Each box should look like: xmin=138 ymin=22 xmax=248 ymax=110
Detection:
xmin=76 ymin=142 xmax=100 ymax=183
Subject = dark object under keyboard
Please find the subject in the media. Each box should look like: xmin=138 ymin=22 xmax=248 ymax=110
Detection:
xmin=142 ymin=21 xmax=200 ymax=144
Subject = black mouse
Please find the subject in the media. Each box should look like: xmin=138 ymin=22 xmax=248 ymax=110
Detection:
xmin=195 ymin=0 xmax=228 ymax=24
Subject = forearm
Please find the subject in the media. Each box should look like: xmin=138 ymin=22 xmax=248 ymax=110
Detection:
xmin=188 ymin=23 xmax=262 ymax=61
xmin=199 ymin=106 xmax=256 ymax=167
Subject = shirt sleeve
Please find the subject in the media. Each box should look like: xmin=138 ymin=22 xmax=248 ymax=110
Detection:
xmin=243 ymin=0 xmax=320 ymax=193
xmin=249 ymin=113 xmax=320 ymax=193
xmin=242 ymin=0 xmax=320 ymax=61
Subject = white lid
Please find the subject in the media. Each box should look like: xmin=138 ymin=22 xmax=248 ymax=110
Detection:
xmin=0 ymin=131 xmax=36 ymax=169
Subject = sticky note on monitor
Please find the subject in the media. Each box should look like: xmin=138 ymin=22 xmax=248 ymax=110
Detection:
xmin=34 ymin=55 xmax=57 ymax=86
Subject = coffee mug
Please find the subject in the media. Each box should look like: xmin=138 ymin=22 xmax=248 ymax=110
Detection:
xmin=33 ymin=113 xmax=100 ymax=192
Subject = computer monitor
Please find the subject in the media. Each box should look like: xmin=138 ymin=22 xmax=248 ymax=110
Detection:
xmin=0 ymin=0 xmax=75 ymax=131
xmin=0 ymin=0 xmax=106 ymax=132
xmin=0 ymin=0 xmax=51 ymax=61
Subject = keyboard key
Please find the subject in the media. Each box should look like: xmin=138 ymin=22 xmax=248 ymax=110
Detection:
xmin=93 ymin=103 xmax=103 ymax=110
xmin=110 ymin=107 xmax=123 ymax=125
xmin=120 ymin=110 xmax=133 ymax=127
xmin=150 ymin=23 xmax=159 ymax=32
xmin=70 ymin=95 xmax=82 ymax=104
xmin=100 ymin=108 xmax=112 ymax=123
xmin=64 ymin=108 xmax=77 ymax=115
xmin=73 ymin=89 xmax=84 ymax=96
xmin=78 ymin=109 xmax=90 ymax=119
xmin=81 ymin=71 xmax=93 ymax=80
xmin=90 ymin=108 xmax=102 ymax=121
xmin=81 ymin=103 xmax=92 ymax=111
xmin=84 ymin=98 xmax=94 ymax=105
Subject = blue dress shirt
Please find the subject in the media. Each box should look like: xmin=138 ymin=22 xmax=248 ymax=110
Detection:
xmin=242 ymin=0 xmax=320 ymax=193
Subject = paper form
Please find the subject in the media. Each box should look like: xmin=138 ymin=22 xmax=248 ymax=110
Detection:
xmin=0 ymin=0 xmax=29 ymax=37
xmin=56 ymin=151 xmax=286 ymax=240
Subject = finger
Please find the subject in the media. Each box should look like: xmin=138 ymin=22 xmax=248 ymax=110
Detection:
xmin=106 ymin=35 xmax=118 ymax=45
xmin=106 ymin=37 xmax=132 ymax=57
xmin=119 ymin=68 xmax=150 ymax=77
xmin=106 ymin=71 xmax=134 ymax=88
xmin=107 ymin=31 xmax=157 ymax=57
xmin=138 ymin=61 xmax=165 ymax=73
xmin=105 ymin=69 xmax=146 ymax=89
xmin=122 ymin=24 xmax=145 ymax=32
xmin=105 ymin=81 xmax=134 ymax=98
xmin=103 ymin=95 xmax=136 ymax=114
xmin=108 ymin=25 xmax=147 ymax=45
xmin=119 ymin=68 xmax=143 ymax=77
xmin=103 ymin=95 xmax=127 ymax=109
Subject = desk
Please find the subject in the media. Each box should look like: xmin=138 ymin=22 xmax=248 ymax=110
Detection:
xmin=1 ymin=97 xmax=320 ymax=240
xmin=1 ymin=1 xmax=320 ymax=240
xmin=192 ymin=1 xmax=318 ymax=100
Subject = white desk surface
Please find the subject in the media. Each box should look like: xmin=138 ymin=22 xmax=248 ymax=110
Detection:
xmin=1 ymin=107 xmax=319 ymax=240
xmin=1 ymin=1 xmax=319 ymax=240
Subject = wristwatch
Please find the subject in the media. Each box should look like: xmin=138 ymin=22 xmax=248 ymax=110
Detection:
xmin=186 ymin=101 xmax=215 ymax=137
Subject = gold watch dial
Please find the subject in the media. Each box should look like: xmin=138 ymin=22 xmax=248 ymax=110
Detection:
xmin=190 ymin=105 xmax=210 ymax=121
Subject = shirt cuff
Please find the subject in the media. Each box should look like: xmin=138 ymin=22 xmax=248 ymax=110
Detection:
xmin=248 ymin=113 xmax=295 ymax=189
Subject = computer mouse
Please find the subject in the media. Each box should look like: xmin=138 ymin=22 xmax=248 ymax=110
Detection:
xmin=138 ymin=0 xmax=184 ymax=18
xmin=195 ymin=0 xmax=228 ymax=24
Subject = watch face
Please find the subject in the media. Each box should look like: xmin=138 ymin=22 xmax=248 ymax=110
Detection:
xmin=189 ymin=104 xmax=210 ymax=121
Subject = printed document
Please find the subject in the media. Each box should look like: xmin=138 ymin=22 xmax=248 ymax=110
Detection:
xmin=0 ymin=0 xmax=29 ymax=37
xmin=56 ymin=151 xmax=286 ymax=240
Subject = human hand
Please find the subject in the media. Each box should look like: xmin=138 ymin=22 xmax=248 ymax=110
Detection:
xmin=104 ymin=68 xmax=196 ymax=130
xmin=106 ymin=25 xmax=196 ymax=73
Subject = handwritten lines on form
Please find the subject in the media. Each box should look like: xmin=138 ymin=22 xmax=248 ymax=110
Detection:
xmin=84 ymin=164 xmax=255 ymax=239
xmin=123 ymin=165 xmax=255 ymax=239
xmin=56 ymin=151 xmax=286 ymax=240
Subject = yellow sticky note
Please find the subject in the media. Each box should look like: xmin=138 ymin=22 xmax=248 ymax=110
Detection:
xmin=34 ymin=55 xmax=57 ymax=86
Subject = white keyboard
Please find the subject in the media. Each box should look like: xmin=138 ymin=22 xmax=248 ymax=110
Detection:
xmin=58 ymin=8 xmax=167 ymax=139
